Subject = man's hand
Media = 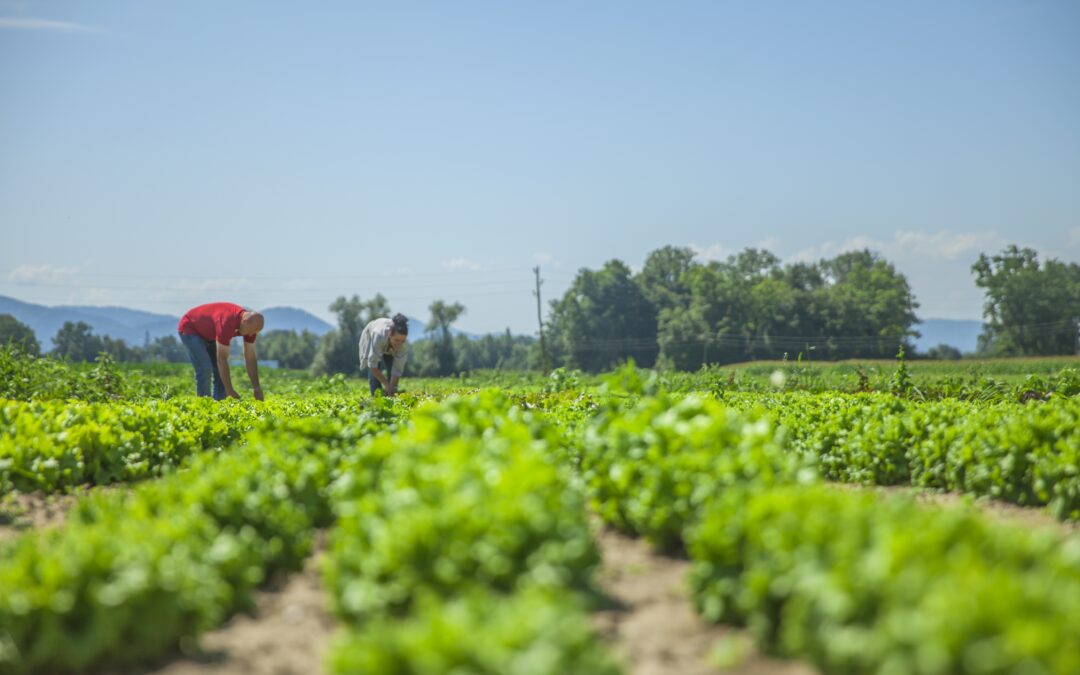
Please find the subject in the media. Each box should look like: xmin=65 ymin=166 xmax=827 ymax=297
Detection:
xmin=253 ymin=385 xmax=264 ymax=401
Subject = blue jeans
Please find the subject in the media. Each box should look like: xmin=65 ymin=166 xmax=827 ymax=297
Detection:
xmin=368 ymin=355 xmax=394 ymax=395
xmin=180 ymin=332 xmax=226 ymax=400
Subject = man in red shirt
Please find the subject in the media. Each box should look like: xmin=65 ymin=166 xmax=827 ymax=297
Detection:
xmin=177 ymin=302 xmax=265 ymax=400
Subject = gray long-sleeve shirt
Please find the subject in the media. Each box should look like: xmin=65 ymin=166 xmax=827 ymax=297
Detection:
xmin=358 ymin=317 xmax=408 ymax=377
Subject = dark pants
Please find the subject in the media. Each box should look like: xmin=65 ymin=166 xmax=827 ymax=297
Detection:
xmin=180 ymin=332 xmax=226 ymax=400
xmin=368 ymin=354 xmax=394 ymax=395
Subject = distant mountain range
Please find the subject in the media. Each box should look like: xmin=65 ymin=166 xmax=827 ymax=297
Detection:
xmin=0 ymin=295 xmax=479 ymax=349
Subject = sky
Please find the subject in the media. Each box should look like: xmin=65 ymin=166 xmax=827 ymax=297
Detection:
xmin=2 ymin=0 xmax=1078 ymax=334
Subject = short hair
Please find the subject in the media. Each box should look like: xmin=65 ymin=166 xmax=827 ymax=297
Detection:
xmin=391 ymin=313 xmax=409 ymax=335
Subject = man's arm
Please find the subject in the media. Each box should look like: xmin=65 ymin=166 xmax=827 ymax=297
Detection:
xmin=243 ymin=341 xmax=263 ymax=401
xmin=216 ymin=342 xmax=239 ymax=398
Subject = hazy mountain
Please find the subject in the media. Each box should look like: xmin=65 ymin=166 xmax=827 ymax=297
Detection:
xmin=913 ymin=319 xmax=984 ymax=354
xmin=261 ymin=307 xmax=333 ymax=336
xmin=0 ymin=296 xmax=339 ymax=349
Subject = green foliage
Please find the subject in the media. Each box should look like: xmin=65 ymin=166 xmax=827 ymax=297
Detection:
xmin=50 ymin=321 xmax=103 ymax=362
xmin=0 ymin=316 xmax=38 ymax=357
xmin=647 ymin=247 xmax=920 ymax=370
xmin=973 ymin=245 xmax=1080 ymax=356
xmin=324 ymin=393 xmax=608 ymax=672
xmin=257 ymin=329 xmax=320 ymax=370
xmin=687 ymin=485 xmax=1080 ymax=675
xmin=0 ymin=418 xmax=368 ymax=674
xmin=752 ymin=393 xmax=1080 ymax=519
xmin=325 ymin=394 xmax=598 ymax=621
xmin=579 ymin=393 xmax=813 ymax=551
xmin=0 ymin=346 xmax=162 ymax=402
xmin=547 ymin=259 xmax=659 ymax=371
xmin=425 ymin=299 xmax=466 ymax=376
xmin=328 ymin=588 xmax=620 ymax=675
xmin=0 ymin=395 xmax=407 ymax=496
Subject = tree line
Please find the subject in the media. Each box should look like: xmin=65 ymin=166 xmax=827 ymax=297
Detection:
xmin=1 ymin=244 xmax=1077 ymax=374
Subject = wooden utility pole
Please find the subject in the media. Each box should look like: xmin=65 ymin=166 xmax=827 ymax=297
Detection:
xmin=533 ymin=266 xmax=550 ymax=372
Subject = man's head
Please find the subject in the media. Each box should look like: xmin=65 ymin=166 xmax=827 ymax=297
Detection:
xmin=239 ymin=311 xmax=265 ymax=336
xmin=389 ymin=313 xmax=408 ymax=348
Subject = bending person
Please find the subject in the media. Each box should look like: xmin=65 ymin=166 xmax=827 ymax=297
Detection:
xmin=359 ymin=313 xmax=409 ymax=396
xmin=178 ymin=302 xmax=265 ymax=400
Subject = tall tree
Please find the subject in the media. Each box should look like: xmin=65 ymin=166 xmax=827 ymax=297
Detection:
xmin=548 ymin=259 xmax=658 ymax=371
xmin=426 ymin=300 xmax=465 ymax=376
xmin=817 ymin=249 xmax=920 ymax=358
xmin=973 ymin=245 xmax=1080 ymax=355
xmin=311 ymin=294 xmax=392 ymax=375
xmin=52 ymin=321 xmax=104 ymax=362
xmin=636 ymin=246 xmax=698 ymax=313
xmin=0 ymin=314 xmax=40 ymax=356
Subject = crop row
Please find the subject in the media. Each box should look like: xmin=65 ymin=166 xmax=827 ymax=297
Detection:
xmin=323 ymin=393 xmax=618 ymax=673
xmin=0 ymin=395 xmax=410 ymax=495
xmin=578 ymin=391 xmax=1080 ymax=674
xmin=0 ymin=416 xmax=361 ymax=674
xmin=729 ymin=392 xmax=1080 ymax=519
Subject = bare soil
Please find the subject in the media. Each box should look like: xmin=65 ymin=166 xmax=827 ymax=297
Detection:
xmin=592 ymin=524 xmax=818 ymax=675
xmin=834 ymin=483 xmax=1079 ymax=536
xmin=0 ymin=489 xmax=90 ymax=542
xmin=145 ymin=534 xmax=335 ymax=675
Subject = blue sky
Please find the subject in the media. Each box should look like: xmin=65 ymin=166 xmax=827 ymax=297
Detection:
xmin=2 ymin=0 xmax=1078 ymax=334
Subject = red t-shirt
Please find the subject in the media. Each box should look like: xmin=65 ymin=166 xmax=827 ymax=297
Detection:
xmin=178 ymin=302 xmax=256 ymax=346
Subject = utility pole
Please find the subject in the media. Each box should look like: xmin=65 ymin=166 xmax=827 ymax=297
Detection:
xmin=533 ymin=266 xmax=550 ymax=373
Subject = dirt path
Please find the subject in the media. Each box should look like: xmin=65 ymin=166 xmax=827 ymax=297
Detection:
xmin=145 ymin=534 xmax=334 ymax=675
xmin=835 ymin=483 xmax=1079 ymax=536
xmin=0 ymin=489 xmax=93 ymax=542
xmin=592 ymin=524 xmax=817 ymax=675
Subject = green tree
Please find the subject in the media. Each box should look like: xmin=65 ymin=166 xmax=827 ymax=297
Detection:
xmin=548 ymin=260 xmax=658 ymax=371
xmin=259 ymin=330 xmax=320 ymax=370
xmin=144 ymin=335 xmax=188 ymax=363
xmin=652 ymin=248 xmax=919 ymax=368
xmin=636 ymin=246 xmax=697 ymax=313
xmin=51 ymin=321 xmax=104 ymax=362
xmin=426 ymin=300 xmax=465 ymax=376
xmin=973 ymin=245 xmax=1080 ymax=356
xmin=817 ymin=250 xmax=920 ymax=359
xmin=0 ymin=314 xmax=40 ymax=356
xmin=312 ymin=294 xmax=392 ymax=375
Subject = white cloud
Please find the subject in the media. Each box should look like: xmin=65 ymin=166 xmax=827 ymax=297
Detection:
xmin=444 ymin=258 xmax=482 ymax=271
xmin=756 ymin=236 xmax=780 ymax=251
xmin=788 ymin=230 xmax=1006 ymax=264
xmin=8 ymin=264 xmax=79 ymax=284
xmin=688 ymin=243 xmax=727 ymax=262
xmin=0 ymin=17 xmax=102 ymax=33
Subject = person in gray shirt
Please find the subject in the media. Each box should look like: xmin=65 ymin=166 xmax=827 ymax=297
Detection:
xmin=359 ymin=313 xmax=409 ymax=395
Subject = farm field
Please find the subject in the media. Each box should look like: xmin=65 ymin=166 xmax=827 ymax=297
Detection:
xmin=1 ymin=349 xmax=1078 ymax=674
